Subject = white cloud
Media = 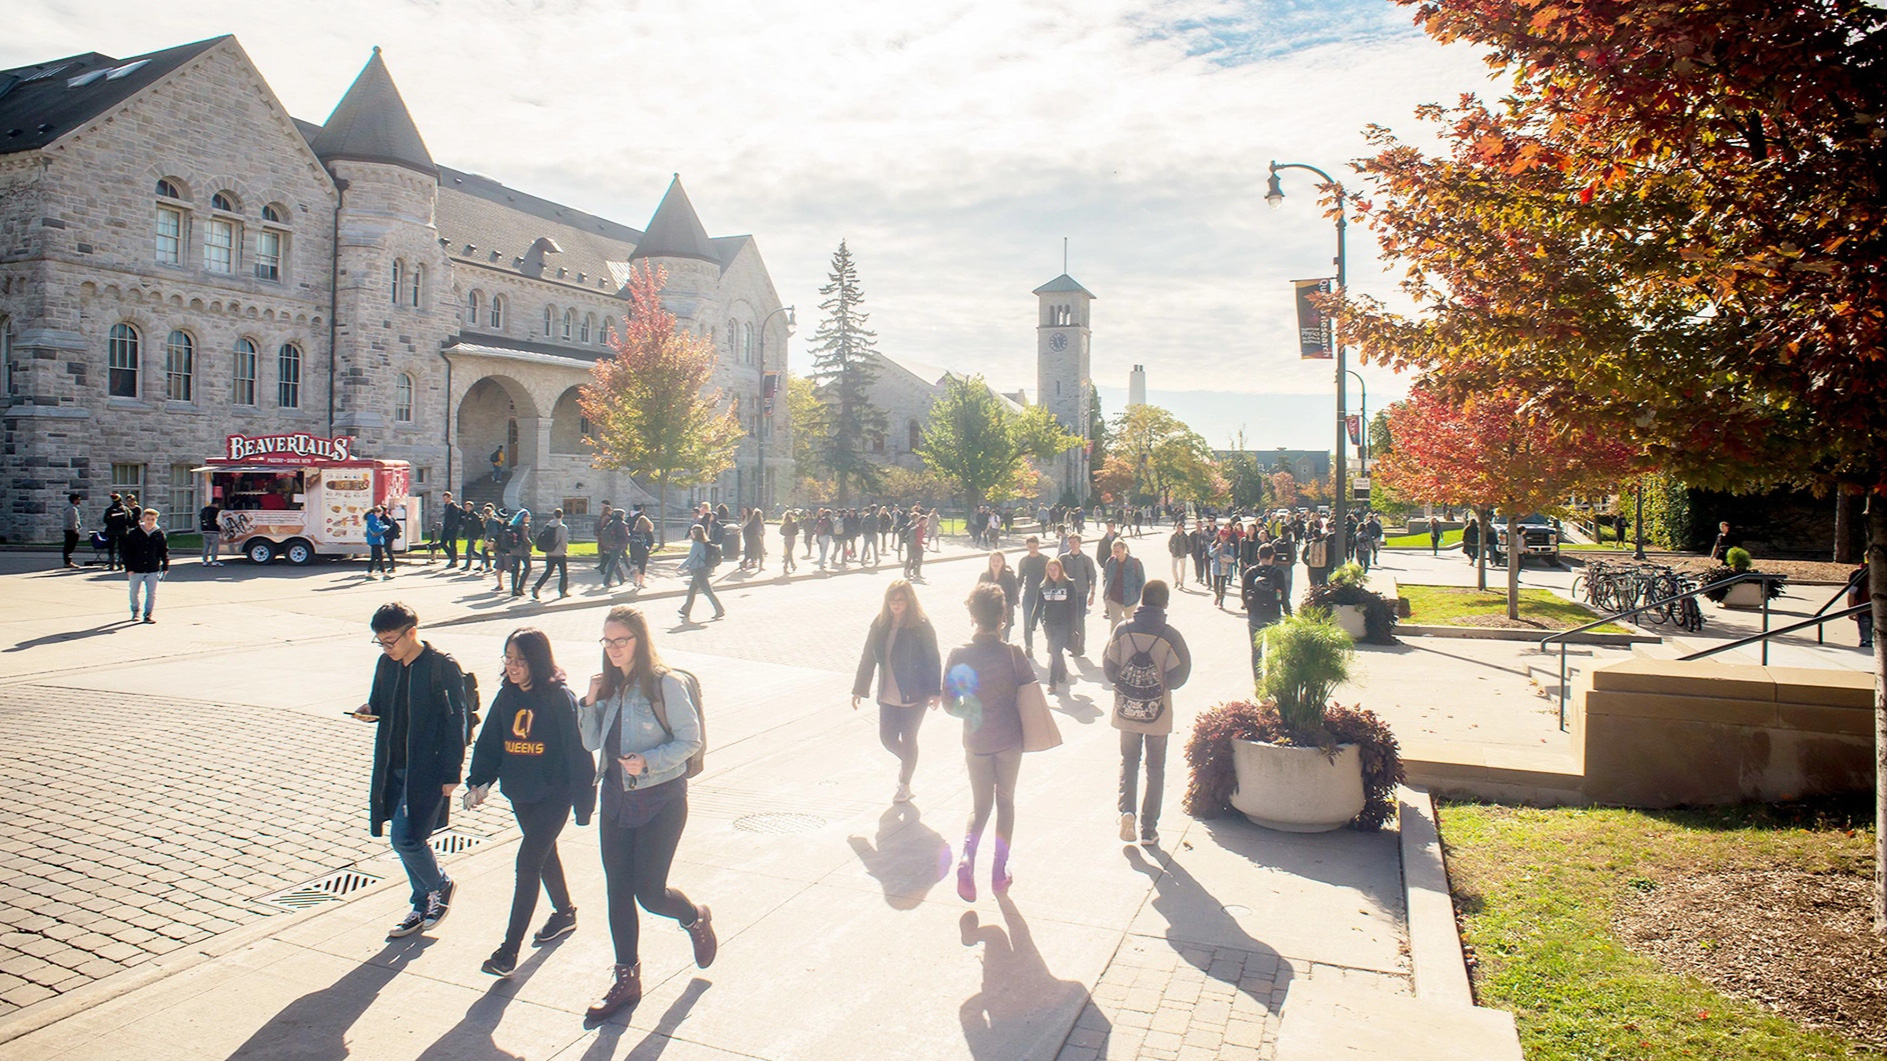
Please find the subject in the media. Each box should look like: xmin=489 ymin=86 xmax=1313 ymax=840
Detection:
xmin=5 ymin=0 xmax=1499 ymax=447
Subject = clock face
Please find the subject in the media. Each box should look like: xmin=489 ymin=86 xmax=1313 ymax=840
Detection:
xmin=1049 ymin=332 xmax=1068 ymax=352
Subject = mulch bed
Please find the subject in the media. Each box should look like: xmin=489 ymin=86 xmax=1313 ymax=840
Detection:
xmin=1451 ymin=614 xmax=1562 ymax=630
xmin=1665 ymin=557 xmax=1861 ymax=585
xmin=1615 ymin=868 xmax=1887 ymax=1048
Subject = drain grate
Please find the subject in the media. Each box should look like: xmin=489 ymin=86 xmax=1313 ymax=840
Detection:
xmin=429 ymin=830 xmax=489 ymax=855
xmin=259 ymin=868 xmax=383 ymax=911
xmin=732 ymin=812 xmax=827 ymax=835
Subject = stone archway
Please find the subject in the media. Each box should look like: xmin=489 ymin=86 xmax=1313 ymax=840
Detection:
xmin=549 ymin=386 xmax=588 ymax=455
xmin=456 ymin=375 xmax=541 ymax=504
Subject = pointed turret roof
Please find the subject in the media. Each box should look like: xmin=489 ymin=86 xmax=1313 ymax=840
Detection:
xmin=1033 ymin=273 xmax=1096 ymax=298
xmin=629 ymin=176 xmax=720 ymax=263
xmin=311 ymin=47 xmax=435 ymax=177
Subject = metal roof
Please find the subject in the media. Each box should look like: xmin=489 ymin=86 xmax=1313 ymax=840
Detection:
xmin=0 ymin=38 xmax=225 ymax=158
xmin=628 ymin=175 xmax=721 ymax=263
xmin=309 ymin=48 xmax=435 ymax=177
xmin=1032 ymin=273 xmax=1097 ymax=298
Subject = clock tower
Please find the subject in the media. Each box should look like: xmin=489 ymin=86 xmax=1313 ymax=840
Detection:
xmin=1034 ymin=272 xmax=1095 ymax=504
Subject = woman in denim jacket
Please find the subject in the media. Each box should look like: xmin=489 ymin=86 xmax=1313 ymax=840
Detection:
xmin=577 ymin=604 xmax=716 ymax=1021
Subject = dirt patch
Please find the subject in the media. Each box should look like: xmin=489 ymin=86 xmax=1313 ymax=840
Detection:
xmin=1451 ymin=614 xmax=1558 ymax=630
xmin=1615 ymin=868 xmax=1887 ymax=1047
xmin=1666 ymin=556 xmax=1861 ymax=585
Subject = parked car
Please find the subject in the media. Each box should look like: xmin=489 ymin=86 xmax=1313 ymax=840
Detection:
xmin=1489 ymin=513 xmax=1562 ymax=566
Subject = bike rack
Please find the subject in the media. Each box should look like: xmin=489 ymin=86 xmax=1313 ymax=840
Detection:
xmin=1540 ymin=572 xmax=1765 ymax=732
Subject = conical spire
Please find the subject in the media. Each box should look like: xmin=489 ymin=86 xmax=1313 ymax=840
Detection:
xmin=311 ymin=47 xmax=436 ymax=177
xmin=629 ymin=175 xmax=720 ymax=263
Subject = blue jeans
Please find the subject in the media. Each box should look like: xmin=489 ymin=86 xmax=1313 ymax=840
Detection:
xmin=127 ymin=571 xmax=160 ymax=617
xmin=389 ymin=770 xmax=448 ymax=908
xmin=681 ymin=569 xmax=722 ymax=618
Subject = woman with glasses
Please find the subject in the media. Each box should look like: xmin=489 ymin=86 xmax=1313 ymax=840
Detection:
xmin=463 ymin=628 xmax=595 ymax=978
xmin=577 ymin=606 xmax=716 ymax=1021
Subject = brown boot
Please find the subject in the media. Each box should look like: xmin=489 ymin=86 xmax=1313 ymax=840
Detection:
xmin=684 ymin=904 xmax=717 ymax=968
xmin=585 ymin=963 xmax=641 ymax=1022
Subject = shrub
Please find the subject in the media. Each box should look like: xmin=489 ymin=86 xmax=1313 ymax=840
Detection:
xmin=1724 ymin=546 xmax=1752 ymax=572
xmin=1327 ymin=560 xmax=1369 ymax=588
xmin=1301 ymin=576 xmax=1400 ymax=644
xmin=1701 ymin=562 xmax=1785 ymax=602
xmin=1182 ymin=699 xmax=1404 ymax=831
xmin=1259 ymin=612 xmax=1354 ymax=734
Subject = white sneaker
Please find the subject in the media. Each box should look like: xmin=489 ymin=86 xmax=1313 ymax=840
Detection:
xmin=1118 ymin=813 xmax=1137 ymax=843
xmin=894 ymin=783 xmax=913 ymax=803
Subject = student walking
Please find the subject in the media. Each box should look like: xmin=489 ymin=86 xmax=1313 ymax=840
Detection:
xmin=62 ymin=493 xmax=82 ymax=569
xmin=597 ymin=506 xmax=629 ymax=589
xmin=365 ymin=505 xmax=397 ymax=580
xmin=903 ymin=507 xmax=927 ymax=579
xmin=677 ymin=524 xmax=725 ymax=622
xmin=122 ymin=508 xmax=168 ymax=623
xmin=1430 ymin=519 xmax=1443 ymax=556
xmin=852 ymin=580 xmax=943 ymax=803
xmin=353 ymin=602 xmax=472 ymax=940
xmin=1057 ymin=534 xmax=1098 ymax=656
xmin=464 ymin=628 xmax=595 ymax=977
xmin=1102 ymin=580 xmax=1190 ymax=847
xmin=1101 ymin=539 xmax=1146 ymax=627
xmin=439 ymin=491 xmax=461 ymax=568
xmin=461 ymin=501 xmax=486 ymax=571
xmin=578 ymin=606 xmax=716 ymax=1021
xmin=103 ymin=493 xmax=130 ymax=571
xmin=1031 ymin=558 xmax=1077 ymax=691
xmin=977 ymin=551 xmax=1020 ymax=641
xmin=815 ymin=509 xmax=835 ymax=569
xmin=1016 ymin=536 xmax=1049 ymax=655
xmin=628 ymin=512 xmax=655 ymax=591
xmin=779 ymin=511 xmax=799 ymax=574
xmin=483 ymin=506 xmax=505 ymax=580
xmin=531 ymin=508 xmax=570 ymax=600
xmin=1166 ymin=523 xmax=1191 ymax=588
xmin=943 ymin=583 xmax=1037 ymax=902
xmin=1210 ymin=530 xmax=1239 ymax=608
xmin=508 ymin=511 xmax=535 ymax=598
xmin=742 ymin=509 xmax=767 ymax=572
xmin=1241 ymin=543 xmax=1293 ymax=682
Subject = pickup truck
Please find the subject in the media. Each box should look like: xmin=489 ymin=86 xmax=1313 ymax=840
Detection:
xmin=1489 ymin=513 xmax=1562 ymax=566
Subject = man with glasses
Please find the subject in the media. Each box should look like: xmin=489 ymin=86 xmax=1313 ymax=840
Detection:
xmin=352 ymin=602 xmax=472 ymax=940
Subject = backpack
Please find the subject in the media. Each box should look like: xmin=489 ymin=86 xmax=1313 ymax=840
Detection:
xmin=534 ymin=524 xmax=559 ymax=554
xmin=702 ymin=535 xmax=722 ymax=569
xmin=431 ymin=651 xmax=482 ymax=746
xmin=1113 ymin=634 xmax=1167 ymax=724
xmin=384 ymin=518 xmax=402 ymax=542
xmin=649 ymin=667 xmax=706 ymax=778
xmin=1305 ymin=539 xmax=1329 ymax=568
xmin=600 ymin=519 xmax=628 ymax=551
xmin=1244 ymin=566 xmax=1285 ymax=618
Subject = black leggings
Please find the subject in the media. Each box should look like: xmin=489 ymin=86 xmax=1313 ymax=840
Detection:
xmin=599 ymin=793 xmax=697 ymax=966
xmin=503 ymin=798 xmax=572 ymax=950
xmin=878 ymin=703 xmax=925 ymax=784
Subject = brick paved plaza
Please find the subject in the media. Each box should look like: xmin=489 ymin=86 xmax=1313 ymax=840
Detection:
xmin=0 ymin=536 xmax=1425 ymax=1060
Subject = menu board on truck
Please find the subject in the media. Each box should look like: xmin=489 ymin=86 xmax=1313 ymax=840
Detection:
xmin=316 ymin=468 xmax=374 ymax=544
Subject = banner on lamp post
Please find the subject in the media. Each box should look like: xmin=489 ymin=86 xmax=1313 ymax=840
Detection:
xmin=1345 ymin=414 xmax=1363 ymax=447
xmin=1293 ymin=278 xmax=1335 ymax=360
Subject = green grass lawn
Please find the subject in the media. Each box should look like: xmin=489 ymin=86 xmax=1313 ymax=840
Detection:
xmin=1386 ymin=528 xmax=1464 ymax=548
xmin=1399 ymin=583 xmax=1623 ymax=632
xmin=1440 ymin=801 xmax=1882 ymax=1061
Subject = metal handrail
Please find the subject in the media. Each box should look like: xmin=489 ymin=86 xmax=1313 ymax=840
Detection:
xmin=1539 ymin=572 xmax=1768 ymax=731
xmin=1814 ymin=568 xmax=1867 ymax=645
xmin=1681 ymin=604 xmax=1869 ymax=661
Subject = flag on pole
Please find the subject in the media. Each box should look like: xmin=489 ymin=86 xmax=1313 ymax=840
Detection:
xmin=1293 ymin=278 xmax=1335 ymax=359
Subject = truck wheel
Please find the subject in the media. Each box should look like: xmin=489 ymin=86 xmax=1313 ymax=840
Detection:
xmin=284 ymin=540 xmax=316 ymax=566
xmin=247 ymin=540 xmax=277 ymax=565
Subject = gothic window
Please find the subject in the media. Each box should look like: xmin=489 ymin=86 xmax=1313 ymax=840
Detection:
xmin=908 ymin=418 xmax=922 ymax=452
xmin=395 ymin=373 xmax=415 ymax=422
xmin=408 ymin=264 xmax=425 ymax=307
xmin=742 ymin=323 xmax=754 ymax=365
xmin=277 ymin=343 xmax=302 ymax=408
xmin=391 ymin=260 xmax=404 ymax=304
xmin=164 ymin=330 xmax=194 ymax=402
xmin=563 ymin=308 xmax=574 ymax=340
xmin=232 ymin=338 xmax=257 ymax=405
xmin=262 ymin=203 xmax=285 ymax=223
xmin=544 ymin=304 xmax=555 ymax=337
xmin=581 ymin=313 xmax=594 ymax=343
xmin=108 ymin=323 xmax=140 ymax=398
xmin=467 ymin=290 xmax=482 ymax=326
xmin=489 ymin=295 xmax=505 ymax=330
xmin=155 ymin=178 xmax=182 ymax=199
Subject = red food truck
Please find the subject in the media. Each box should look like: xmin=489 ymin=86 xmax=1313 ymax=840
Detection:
xmin=194 ymin=432 xmax=420 ymax=565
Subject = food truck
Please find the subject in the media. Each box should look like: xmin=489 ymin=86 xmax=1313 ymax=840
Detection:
xmin=194 ymin=433 xmax=420 ymax=565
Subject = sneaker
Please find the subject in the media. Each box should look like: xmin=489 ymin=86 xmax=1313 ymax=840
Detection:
xmin=387 ymin=910 xmax=425 ymax=939
xmin=532 ymin=906 xmax=577 ymax=945
xmin=992 ymin=862 xmax=1014 ymax=896
xmin=1118 ymin=813 xmax=1137 ymax=843
xmin=1140 ymin=827 xmax=1160 ymax=848
xmin=481 ymin=947 xmax=518 ymax=978
xmin=142 ymin=616 xmax=155 ymax=624
xmin=956 ymin=859 xmax=977 ymax=903
xmin=894 ymin=783 xmax=913 ymax=804
xmin=420 ymin=879 xmax=455 ymax=930
xmin=683 ymin=904 xmax=717 ymax=968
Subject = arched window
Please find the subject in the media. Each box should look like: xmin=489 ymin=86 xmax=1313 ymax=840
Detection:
xmin=391 ymin=260 xmax=404 ymax=304
xmin=232 ymin=338 xmax=258 ymax=405
xmin=581 ymin=313 xmax=593 ymax=343
xmin=489 ymin=294 xmax=505 ymax=330
xmin=908 ymin=418 xmax=922 ymax=452
xmin=394 ymin=373 xmax=414 ymax=422
xmin=467 ymin=290 xmax=481 ymax=326
xmin=261 ymin=203 xmax=285 ymax=223
xmin=544 ymin=304 xmax=555 ymax=337
xmin=726 ymin=318 xmax=738 ymax=356
xmin=277 ymin=343 xmax=302 ymax=408
xmin=210 ymin=191 xmax=237 ymax=212
xmin=599 ymin=318 xmax=612 ymax=345
xmin=408 ymin=264 xmax=424 ymax=307
xmin=155 ymin=178 xmax=182 ymax=199
xmin=164 ymin=330 xmax=194 ymax=402
xmin=562 ymin=308 xmax=574 ymax=340
xmin=108 ymin=323 xmax=140 ymax=397
xmin=742 ymin=323 xmax=754 ymax=364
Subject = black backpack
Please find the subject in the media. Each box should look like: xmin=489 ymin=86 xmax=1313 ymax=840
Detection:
xmin=534 ymin=524 xmax=558 ymax=554
xmin=431 ymin=651 xmax=482 ymax=746
xmin=384 ymin=518 xmax=402 ymax=542
xmin=1244 ymin=566 xmax=1286 ymax=617
xmin=702 ymin=536 xmax=722 ymax=569
xmin=1113 ymin=634 xmax=1166 ymax=724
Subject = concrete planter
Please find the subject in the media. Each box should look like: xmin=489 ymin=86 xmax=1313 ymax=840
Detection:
xmin=1229 ymin=739 xmax=1365 ymax=833
xmin=1333 ymin=604 xmax=1369 ymax=639
xmin=1720 ymin=580 xmax=1769 ymax=610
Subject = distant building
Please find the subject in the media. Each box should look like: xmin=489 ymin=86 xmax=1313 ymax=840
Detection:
xmin=1034 ymin=271 xmax=1094 ymax=503
xmin=1128 ymin=364 xmax=1146 ymax=408
xmin=1217 ymin=447 xmax=1331 ymax=488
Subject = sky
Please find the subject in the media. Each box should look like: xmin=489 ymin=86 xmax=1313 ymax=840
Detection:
xmin=5 ymin=0 xmax=1500 ymax=450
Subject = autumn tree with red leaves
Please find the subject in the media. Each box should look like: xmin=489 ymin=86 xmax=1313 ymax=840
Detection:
xmin=1342 ymin=0 xmax=1887 ymax=929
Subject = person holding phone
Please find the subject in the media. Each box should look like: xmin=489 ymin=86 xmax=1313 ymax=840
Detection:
xmin=577 ymin=605 xmax=716 ymax=1022
xmin=354 ymin=602 xmax=470 ymax=941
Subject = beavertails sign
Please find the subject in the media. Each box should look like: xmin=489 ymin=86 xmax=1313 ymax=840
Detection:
xmin=223 ymin=433 xmax=354 ymax=463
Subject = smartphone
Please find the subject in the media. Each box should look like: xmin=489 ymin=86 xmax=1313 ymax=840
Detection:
xmin=347 ymin=710 xmax=379 ymax=721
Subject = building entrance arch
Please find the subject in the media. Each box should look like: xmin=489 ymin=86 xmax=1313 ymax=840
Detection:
xmin=457 ymin=375 xmax=541 ymax=501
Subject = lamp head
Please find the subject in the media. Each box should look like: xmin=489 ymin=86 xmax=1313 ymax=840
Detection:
xmin=1265 ymin=171 xmax=1285 ymax=209
xmin=784 ymin=306 xmax=797 ymax=330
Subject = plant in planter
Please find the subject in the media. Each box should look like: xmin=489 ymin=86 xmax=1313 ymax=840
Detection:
xmin=1301 ymin=561 xmax=1400 ymax=644
xmin=1182 ymin=612 xmax=1404 ymax=832
xmin=1700 ymin=547 xmax=1786 ymax=604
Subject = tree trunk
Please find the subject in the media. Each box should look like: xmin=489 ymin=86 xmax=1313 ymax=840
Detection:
xmin=1476 ymin=507 xmax=1491 ymax=591
xmin=1507 ymin=511 xmax=1522 ymax=620
xmin=1836 ymin=489 xmax=1863 ymax=564
xmin=657 ymin=475 xmax=669 ymax=548
xmin=1869 ymin=492 xmax=1885 ymax=936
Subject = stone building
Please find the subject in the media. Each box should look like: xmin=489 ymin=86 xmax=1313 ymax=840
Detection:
xmin=0 ymin=35 xmax=790 ymax=542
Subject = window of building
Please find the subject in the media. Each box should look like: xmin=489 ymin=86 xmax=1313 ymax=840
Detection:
xmin=544 ymin=304 xmax=555 ymax=337
xmin=395 ymin=373 xmax=414 ymax=422
xmin=254 ymin=229 xmax=282 ymax=282
xmin=599 ymin=318 xmax=611 ymax=345
xmin=108 ymin=323 xmax=140 ymax=398
xmin=155 ymin=205 xmax=182 ymax=265
xmin=489 ymin=295 xmax=504 ymax=330
xmin=1 ymin=315 xmax=13 ymax=398
xmin=111 ymin=462 xmax=145 ymax=500
xmin=408 ymin=264 xmax=424 ymax=308
xmin=164 ymin=330 xmax=194 ymax=402
xmin=908 ymin=418 xmax=922 ymax=451
xmin=391 ymin=260 xmax=404 ymax=304
xmin=262 ymin=203 xmax=285 ymax=223
xmin=277 ymin=343 xmax=301 ymax=408
xmin=210 ymin=191 xmax=236 ymax=212
xmin=232 ymin=338 xmax=258 ymax=405
xmin=742 ymin=322 xmax=754 ymax=364
xmin=725 ymin=317 xmax=737 ymax=356
xmin=562 ymin=497 xmax=590 ymax=517
xmin=203 ymin=217 xmax=234 ymax=272
xmin=467 ymin=290 xmax=481 ymax=326
xmin=562 ymin=308 xmax=574 ymax=340
xmin=155 ymin=178 xmax=182 ymax=199
xmin=580 ymin=313 xmax=593 ymax=343
xmin=169 ymin=463 xmax=196 ymax=520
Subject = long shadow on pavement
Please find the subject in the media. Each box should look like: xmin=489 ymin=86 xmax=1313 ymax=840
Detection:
xmin=226 ymin=937 xmax=436 ymax=1060
xmin=958 ymin=895 xmax=1101 ymax=1061
xmin=1124 ymin=841 xmax=1293 ymax=1034
xmin=578 ymin=977 xmax=711 ymax=1061
xmin=846 ymin=803 xmax=950 ymax=910
xmin=411 ymin=940 xmax=566 ymax=1061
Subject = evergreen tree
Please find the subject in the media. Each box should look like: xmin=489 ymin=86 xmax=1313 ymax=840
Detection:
xmin=807 ymin=241 xmax=886 ymax=502
xmin=1087 ymin=383 xmax=1109 ymax=506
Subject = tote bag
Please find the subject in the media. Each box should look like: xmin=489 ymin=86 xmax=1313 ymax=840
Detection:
xmin=1010 ymin=646 xmax=1062 ymax=753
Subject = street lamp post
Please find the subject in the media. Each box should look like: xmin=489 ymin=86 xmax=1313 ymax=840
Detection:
xmin=1345 ymin=368 xmax=1367 ymax=469
xmin=755 ymin=304 xmax=796 ymax=511
xmin=1267 ymin=160 xmax=1349 ymax=539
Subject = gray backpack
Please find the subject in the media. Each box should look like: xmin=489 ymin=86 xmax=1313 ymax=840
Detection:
xmin=1113 ymin=634 xmax=1165 ymax=724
